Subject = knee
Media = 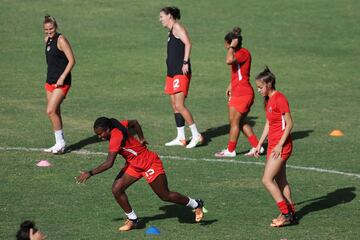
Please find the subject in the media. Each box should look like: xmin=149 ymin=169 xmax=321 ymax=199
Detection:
xmin=262 ymin=176 xmax=272 ymax=187
xmin=46 ymin=107 xmax=56 ymax=117
xmin=112 ymin=184 xmax=125 ymax=196
xmin=174 ymin=103 xmax=185 ymax=112
xmin=230 ymin=121 xmax=240 ymax=130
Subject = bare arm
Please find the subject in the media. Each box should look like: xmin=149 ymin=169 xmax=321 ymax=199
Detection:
xmin=271 ymin=112 xmax=293 ymax=159
xmin=225 ymin=39 xmax=238 ymax=65
xmin=278 ymin=113 xmax=293 ymax=147
xmin=127 ymin=119 xmax=148 ymax=145
xmin=56 ymin=35 xmax=75 ymax=86
xmin=76 ymin=151 xmax=117 ymax=183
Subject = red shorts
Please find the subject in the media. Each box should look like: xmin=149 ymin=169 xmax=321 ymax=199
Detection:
xmin=123 ymin=156 xmax=165 ymax=183
xmin=45 ymin=83 xmax=71 ymax=96
xmin=267 ymin=141 xmax=293 ymax=161
xmin=228 ymin=94 xmax=254 ymax=113
xmin=165 ymin=75 xmax=191 ymax=97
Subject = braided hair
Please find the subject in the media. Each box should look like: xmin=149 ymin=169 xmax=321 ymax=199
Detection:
xmin=93 ymin=117 xmax=128 ymax=147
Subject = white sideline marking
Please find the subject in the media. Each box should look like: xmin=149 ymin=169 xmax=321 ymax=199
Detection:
xmin=1 ymin=146 xmax=360 ymax=179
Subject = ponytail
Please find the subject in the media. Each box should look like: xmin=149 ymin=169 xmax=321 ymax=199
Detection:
xmin=255 ymin=66 xmax=276 ymax=108
xmin=161 ymin=6 xmax=181 ymax=20
xmin=224 ymin=26 xmax=243 ymax=48
xmin=43 ymin=15 xmax=58 ymax=29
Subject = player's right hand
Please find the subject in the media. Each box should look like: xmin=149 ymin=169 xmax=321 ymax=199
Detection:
xmin=76 ymin=171 xmax=90 ymax=184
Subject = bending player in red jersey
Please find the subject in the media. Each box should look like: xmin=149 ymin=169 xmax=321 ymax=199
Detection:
xmin=254 ymin=67 xmax=298 ymax=227
xmin=215 ymin=27 xmax=263 ymax=158
xmin=76 ymin=117 xmax=204 ymax=231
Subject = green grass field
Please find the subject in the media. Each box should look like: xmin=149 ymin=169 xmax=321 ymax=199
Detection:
xmin=1 ymin=0 xmax=360 ymax=239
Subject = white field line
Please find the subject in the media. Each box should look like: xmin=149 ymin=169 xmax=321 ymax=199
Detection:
xmin=1 ymin=146 xmax=360 ymax=179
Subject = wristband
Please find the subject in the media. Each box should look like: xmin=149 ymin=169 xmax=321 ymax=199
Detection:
xmin=88 ymin=170 xmax=94 ymax=176
xmin=183 ymin=60 xmax=189 ymax=65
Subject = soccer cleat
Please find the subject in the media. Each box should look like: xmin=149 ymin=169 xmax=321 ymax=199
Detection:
xmin=165 ymin=138 xmax=187 ymax=147
xmin=118 ymin=218 xmax=139 ymax=231
xmin=186 ymin=134 xmax=204 ymax=149
xmin=194 ymin=199 xmax=204 ymax=222
xmin=273 ymin=212 xmax=298 ymax=224
xmin=43 ymin=144 xmax=56 ymax=153
xmin=270 ymin=213 xmax=293 ymax=227
xmin=44 ymin=142 xmax=66 ymax=154
xmin=244 ymin=146 xmax=264 ymax=157
xmin=214 ymin=148 xmax=236 ymax=158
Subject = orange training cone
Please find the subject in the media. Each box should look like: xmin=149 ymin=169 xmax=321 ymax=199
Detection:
xmin=329 ymin=129 xmax=344 ymax=137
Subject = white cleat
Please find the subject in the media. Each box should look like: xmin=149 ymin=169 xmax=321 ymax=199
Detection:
xmin=244 ymin=146 xmax=264 ymax=157
xmin=165 ymin=138 xmax=186 ymax=147
xmin=214 ymin=148 xmax=236 ymax=158
xmin=44 ymin=142 xmax=66 ymax=154
xmin=186 ymin=134 xmax=204 ymax=149
xmin=43 ymin=145 xmax=56 ymax=153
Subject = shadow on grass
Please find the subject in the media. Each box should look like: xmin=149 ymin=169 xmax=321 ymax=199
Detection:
xmin=296 ymin=187 xmax=356 ymax=220
xmin=65 ymin=135 xmax=102 ymax=153
xmin=291 ymin=130 xmax=314 ymax=141
xmin=237 ymin=129 xmax=314 ymax=155
xmin=112 ymin=204 xmax=217 ymax=228
xmin=199 ymin=116 xmax=258 ymax=147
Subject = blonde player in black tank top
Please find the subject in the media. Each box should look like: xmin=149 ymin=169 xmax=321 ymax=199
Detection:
xmin=159 ymin=7 xmax=203 ymax=149
xmin=43 ymin=15 xmax=75 ymax=154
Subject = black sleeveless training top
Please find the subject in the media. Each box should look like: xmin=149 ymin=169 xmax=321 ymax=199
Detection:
xmin=45 ymin=33 xmax=71 ymax=84
xmin=166 ymin=29 xmax=191 ymax=77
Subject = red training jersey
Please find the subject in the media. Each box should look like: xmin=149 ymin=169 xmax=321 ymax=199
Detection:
xmin=266 ymin=91 xmax=292 ymax=147
xmin=230 ymin=48 xmax=253 ymax=97
xmin=108 ymin=120 xmax=158 ymax=171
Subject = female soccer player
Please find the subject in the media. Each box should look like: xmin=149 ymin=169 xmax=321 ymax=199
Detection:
xmin=215 ymin=27 xmax=263 ymax=158
xmin=253 ymin=67 xmax=297 ymax=227
xmin=43 ymin=15 xmax=75 ymax=154
xmin=159 ymin=6 xmax=203 ymax=148
xmin=76 ymin=117 xmax=204 ymax=231
xmin=16 ymin=220 xmax=46 ymax=240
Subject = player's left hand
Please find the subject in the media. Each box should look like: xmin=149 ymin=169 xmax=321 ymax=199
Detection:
xmin=76 ymin=171 xmax=90 ymax=184
xmin=56 ymin=77 xmax=65 ymax=87
xmin=140 ymin=139 xmax=149 ymax=146
xmin=182 ymin=64 xmax=189 ymax=75
xmin=271 ymin=145 xmax=282 ymax=160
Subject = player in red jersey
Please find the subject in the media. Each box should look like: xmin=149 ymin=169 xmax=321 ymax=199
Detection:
xmin=42 ymin=15 xmax=75 ymax=154
xmin=159 ymin=7 xmax=203 ymax=148
xmin=215 ymin=27 xmax=263 ymax=158
xmin=76 ymin=117 xmax=204 ymax=231
xmin=254 ymin=67 xmax=297 ymax=227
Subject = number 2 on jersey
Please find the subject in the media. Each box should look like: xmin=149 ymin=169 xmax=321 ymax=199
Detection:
xmin=173 ymin=78 xmax=180 ymax=89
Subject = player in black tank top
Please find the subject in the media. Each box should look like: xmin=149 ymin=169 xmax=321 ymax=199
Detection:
xmin=160 ymin=7 xmax=203 ymax=149
xmin=46 ymin=33 xmax=72 ymax=85
xmin=43 ymin=15 xmax=75 ymax=154
xmin=167 ymin=29 xmax=191 ymax=77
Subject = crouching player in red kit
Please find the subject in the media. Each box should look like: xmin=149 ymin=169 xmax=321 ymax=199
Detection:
xmin=76 ymin=117 xmax=204 ymax=231
xmin=254 ymin=67 xmax=298 ymax=227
